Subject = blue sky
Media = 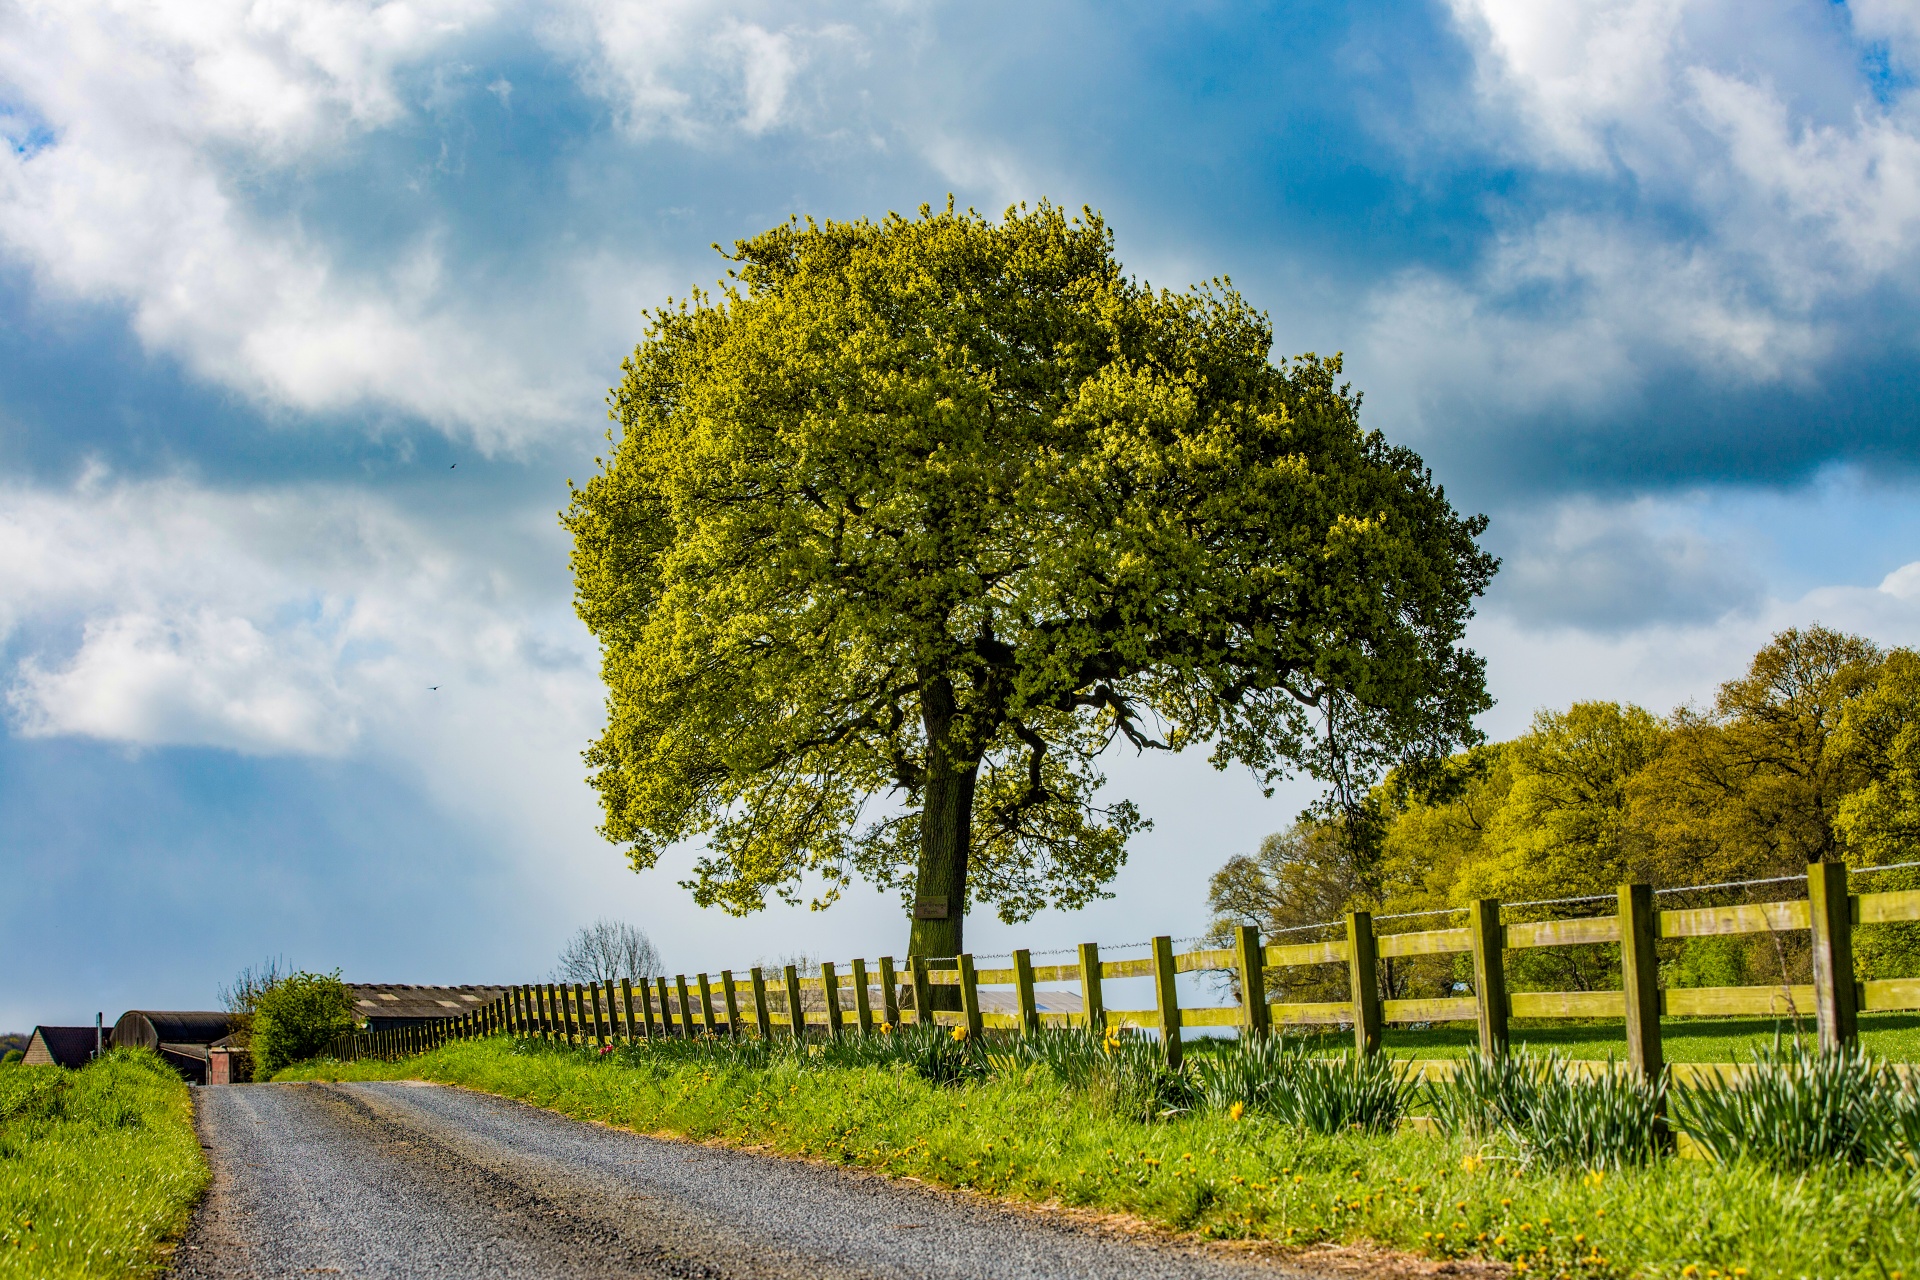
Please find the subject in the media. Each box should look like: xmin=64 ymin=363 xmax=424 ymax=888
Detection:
xmin=4 ymin=0 xmax=1920 ymax=1031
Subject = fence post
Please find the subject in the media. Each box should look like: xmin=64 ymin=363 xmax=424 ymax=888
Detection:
xmin=1809 ymin=861 xmax=1859 ymax=1051
xmin=1468 ymin=899 xmax=1508 ymax=1059
xmin=1619 ymin=883 xmax=1663 ymax=1080
xmin=783 ymin=964 xmax=806 ymax=1040
xmin=879 ymin=956 xmax=900 ymax=1028
xmin=749 ymin=967 xmax=771 ymax=1038
xmin=1013 ymin=949 xmax=1040 ymax=1035
xmin=697 ymin=974 xmax=719 ymax=1036
xmin=910 ymin=956 xmax=934 ymax=1026
xmin=602 ymin=979 xmax=620 ymax=1043
xmin=674 ymin=976 xmax=696 ymax=1037
xmin=655 ymin=978 xmax=675 ymax=1037
xmin=536 ymin=984 xmax=551 ymax=1040
xmin=619 ymin=979 xmax=636 ymax=1043
xmin=1078 ymin=943 xmax=1105 ymax=1034
xmin=1234 ymin=925 xmax=1268 ymax=1039
xmin=1151 ymin=936 xmax=1184 ymax=1068
xmin=820 ymin=962 xmax=844 ymax=1040
xmin=571 ymin=984 xmax=589 ymax=1045
xmin=844 ymin=959 xmax=870 ymax=1035
xmin=1347 ymin=912 xmax=1382 ymax=1058
xmin=958 ymin=954 xmax=984 ymax=1037
xmin=635 ymin=976 xmax=656 ymax=1038
xmin=721 ymin=970 xmax=741 ymax=1037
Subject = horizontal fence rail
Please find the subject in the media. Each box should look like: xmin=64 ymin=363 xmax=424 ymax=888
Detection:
xmin=327 ymin=863 xmax=1920 ymax=1078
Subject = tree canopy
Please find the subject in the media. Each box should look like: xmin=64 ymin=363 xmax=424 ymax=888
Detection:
xmin=1209 ymin=625 xmax=1920 ymax=999
xmin=566 ymin=201 xmax=1496 ymax=957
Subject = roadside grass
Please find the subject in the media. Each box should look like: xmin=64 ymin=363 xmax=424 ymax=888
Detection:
xmin=281 ymin=1036 xmax=1920 ymax=1277
xmin=0 ymin=1049 xmax=208 ymax=1278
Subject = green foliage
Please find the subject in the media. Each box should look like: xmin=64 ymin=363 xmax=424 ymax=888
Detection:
xmin=0 ymin=1052 xmax=19 ymax=1067
xmin=251 ymin=970 xmax=355 ymax=1075
xmin=1434 ymin=1051 xmax=1668 ymax=1170
xmin=1193 ymin=1035 xmax=1409 ymax=1133
xmin=566 ymin=200 xmax=1495 ymax=948
xmin=1673 ymin=1040 xmax=1920 ymax=1171
xmin=0 ymin=1050 xmax=207 ymax=1277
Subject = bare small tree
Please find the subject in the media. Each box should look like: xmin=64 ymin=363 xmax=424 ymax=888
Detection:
xmin=219 ymin=956 xmax=291 ymax=1015
xmin=555 ymin=920 xmax=661 ymax=984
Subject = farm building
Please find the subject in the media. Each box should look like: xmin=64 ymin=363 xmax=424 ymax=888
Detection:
xmin=347 ymin=985 xmax=509 ymax=1032
xmin=22 ymin=1025 xmax=101 ymax=1068
xmin=111 ymin=1011 xmax=235 ymax=1084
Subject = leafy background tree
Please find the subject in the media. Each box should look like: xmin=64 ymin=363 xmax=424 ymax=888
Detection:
xmin=250 ymin=971 xmax=355 ymax=1076
xmin=1208 ymin=624 xmax=1920 ymax=1002
xmin=566 ymin=201 xmax=1496 ymax=963
xmin=555 ymin=919 xmax=661 ymax=984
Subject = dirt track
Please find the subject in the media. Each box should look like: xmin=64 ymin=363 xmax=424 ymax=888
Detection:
xmin=174 ymin=1080 xmax=1356 ymax=1279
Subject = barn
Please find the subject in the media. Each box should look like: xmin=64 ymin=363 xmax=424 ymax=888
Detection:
xmin=110 ymin=1011 xmax=236 ymax=1084
xmin=347 ymin=984 xmax=509 ymax=1032
xmin=22 ymin=1025 xmax=101 ymax=1068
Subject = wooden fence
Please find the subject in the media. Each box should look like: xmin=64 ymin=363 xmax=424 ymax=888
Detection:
xmin=329 ymin=862 xmax=1920 ymax=1078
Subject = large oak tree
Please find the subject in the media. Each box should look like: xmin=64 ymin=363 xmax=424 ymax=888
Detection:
xmin=565 ymin=202 xmax=1496 ymax=960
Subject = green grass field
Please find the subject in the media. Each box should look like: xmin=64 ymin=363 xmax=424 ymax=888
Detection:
xmin=0 ymin=1050 xmax=208 ymax=1278
xmin=283 ymin=1035 xmax=1920 ymax=1278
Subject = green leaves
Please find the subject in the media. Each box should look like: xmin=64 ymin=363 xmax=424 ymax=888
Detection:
xmin=566 ymin=201 xmax=1494 ymax=931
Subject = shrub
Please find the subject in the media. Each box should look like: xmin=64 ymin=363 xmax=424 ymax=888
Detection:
xmin=1673 ymin=1038 xmax=1920 ymax=1171
xmin=1435 ymin=1050 xmax=1668 ymax=1170
xmin=253 ymin=971 xmax=356 ymax=1075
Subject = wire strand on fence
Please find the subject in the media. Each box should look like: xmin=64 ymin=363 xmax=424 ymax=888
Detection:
xmin=1653 ymin=874 xmax=1803 ymax=895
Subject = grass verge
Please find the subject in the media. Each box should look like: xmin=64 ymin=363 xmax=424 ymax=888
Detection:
xmin=0 ymin=1049 xmax=208 ymax=1278
xmin=281 ymin=1036 xmax=1920 ymax=1277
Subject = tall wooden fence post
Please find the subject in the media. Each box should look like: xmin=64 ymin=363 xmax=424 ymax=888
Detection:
xmin=1347 ymin=911 xmax=1382 ymax=1058
xmin=1234 ymin=925 xmax=1268 ymax=1039
xmin=851 ymin=959 xmax=874 ymax=1035
xmin=1151 ymin=936 xmax=1183 ymax=1067
xmin=750 ymin=967 xmax=772 ymax=1038
xmin=910 ymin=956 xmax=934 ymax=1027
xmin=1809 ymin=861 xmax=1859 ymax=1051
xmin=1079 ymin=943 xmax=1105 ymax=1034
xmin=783 ymin=965 xmax=806 ymax=1040
xmin=721 ymin=970 xmax=741 ymax=1037
xmin=878 ymin=956 xmax=900 ymax=1028
xmin=1468 ymin=899 xmax=1508 ymax=1059
xmin=697 ymin=973 xmax=719 ymax=1037
xmin=675 ymin=976 xmax=697 ymax=1038
xmin=620 ymin=979 xmax=637 ymax=1044
xmin=821 ymin=962 xmax=844 ymax=1040
xmin=958 ymin=954 xmax=984 ymax=1038
xmin=655 ymin=978 xmax=674 ymax=1037
xmin=1619 ymin=883 xmax=1663 ymax=1080
xmin=1013 ymin=949 xmax=1039 ymax=1035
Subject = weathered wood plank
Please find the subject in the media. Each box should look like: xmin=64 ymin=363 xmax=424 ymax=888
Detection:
xmin=973 ymin=967 xmax=1017 ymax=986
xmin=1264 ymin=939 xmax=1348 ymax=967
xmin=1382 ymin=996 xmax=1478 ymax=1023
xmin=925 ymin=969 xmax=961 ymax=985
xmin=1270 ymin=1001 xmax=1354 ymax=1025
xmin=1658 ymin=900 xmax=1810 ymax=938
xmin=1102 ymin=1009 xmax=1162 ymax=1029
xmin=1859 ymin=977 xmax=1920 ymax=1011
xmin=1174 ymin=948 xmax=1235 ymax=973
xmin=1508 ymin=990 xmax=1625 ymax=1019
xmin=1099 ymin=956 xmax=1156 ymax=979
xmin=1662 ymin=984 xmax=1815 ymax=1017
xmin=1858 ymin=888 xmax=1920 ymax=925
xmin=1375 ymin=928 xmax=1471 ymax=958
xmin=1505 ymin=916 xmax=1621 ymax=949
xmin=1177 ymin=1006 xmax=1245 ymax=1028
xmin=1031 ymin=964 xmax=1079 ymax=984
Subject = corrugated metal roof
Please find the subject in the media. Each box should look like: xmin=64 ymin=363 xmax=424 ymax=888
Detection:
xmin=346 ymin=984 xmax=508 ymax=1022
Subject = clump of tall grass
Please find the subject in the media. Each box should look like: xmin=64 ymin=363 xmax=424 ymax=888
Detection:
xmin=1434 ymin=1050 xmax=1668 ymax=1170
xmin=1192 ymin=1034 xmax=1409 ymax=1134
xmin=1673 ymin=1038 xmax=1920 ymax=1171
xmin=0 ymin=1050 xmax=207 ymax=1275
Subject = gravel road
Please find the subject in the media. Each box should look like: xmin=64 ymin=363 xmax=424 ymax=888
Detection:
xmin=174 ymin=1080 xmax=1344 ymax=1280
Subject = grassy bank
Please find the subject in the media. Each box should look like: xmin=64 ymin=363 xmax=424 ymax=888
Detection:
xmin=0 ymin=1049 xmax=208 ymax=1277
xmin=283 ymin=1035 xmax=1920 ymax=1277
xmin=1277 ymin=1012 xmax=1920 ymax=1064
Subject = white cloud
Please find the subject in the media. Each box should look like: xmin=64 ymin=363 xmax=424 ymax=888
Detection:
xmin=1365 ymin=0 xmax=1920 ymax=436
xmin=0 ymin=1 xmax=870 ymax=446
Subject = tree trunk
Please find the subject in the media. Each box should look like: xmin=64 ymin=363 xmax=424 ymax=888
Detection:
xmin=907 ymin=676 xmax=978 ymax=1009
